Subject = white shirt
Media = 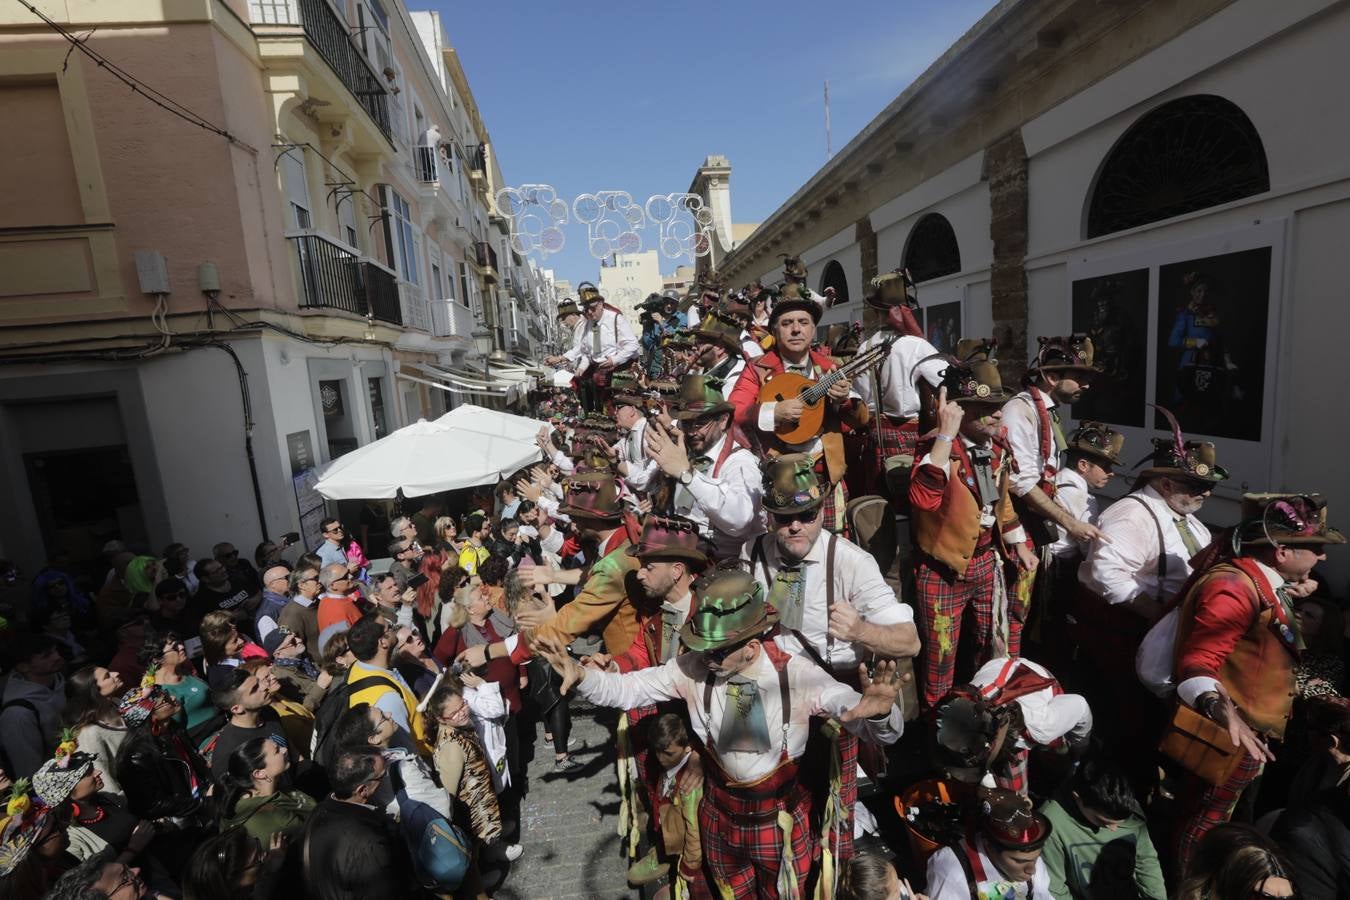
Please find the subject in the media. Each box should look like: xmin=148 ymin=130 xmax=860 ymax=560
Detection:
xmin=614 ymin=417 xmax=659 ymax=491
xmin=578 ymin=650 xmax=902 ymax=783
xmin=1079 ymin=483 xmax=1212 ymax=607
xmin=563 ymin=307 xmax=639 ymax=368
xmin=741 ymin=532 xmax=914 ymax=670
xmin=969 ymin=657 xmax=1092 ymax=748
xmin=1176 ymin=560 xmax=1284 ymax=708
xmin=852 ymin=332 xmax=945 ymax=419
xmin=1002 ymin=389 xmax=1058 ymax=497
xmin=927 ymin=836 xmax=1051 ymax=900
xmin=741 ymin=335 xmax=765 ymax=360
xmin=1048 ymin=467 xmax=1100 ymax=559
xmin=673 ymin=433 xmax=766 ymax=559
xmin=550 ymin=447 xmax=575 ymax=475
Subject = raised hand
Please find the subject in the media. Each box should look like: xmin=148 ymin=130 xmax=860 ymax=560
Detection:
xmin=533 ymin=635 xmax=585 ymax=695
xmin=840 ymin=660 xmax=904 ymax=723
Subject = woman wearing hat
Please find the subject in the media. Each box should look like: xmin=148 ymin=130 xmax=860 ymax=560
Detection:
xmin=0 ymin=779 xmax=77 ymax=897
xmin=531 ymin=569 xmax=905 ymax=900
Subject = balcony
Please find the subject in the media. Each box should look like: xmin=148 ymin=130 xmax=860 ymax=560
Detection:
xmin=475 ymin=241 xmax=499 ymax=285
xmin=414 ymin=145 xmax=438 ymax=184
xmin=248 ymin=0 xmax=392 ymax=143
xmin=399 ymin=281 xmax=430 ymax=332
xmin=429 ymin=298 xmax=477 ymax=340
xmin=289 ymin=232 xmax=401 ymax=326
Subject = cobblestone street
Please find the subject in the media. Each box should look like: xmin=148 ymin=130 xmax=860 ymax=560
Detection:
xmin=495 ymin=701 xmax=640 ymax=900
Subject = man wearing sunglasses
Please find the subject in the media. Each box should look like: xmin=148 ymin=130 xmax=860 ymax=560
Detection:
xmin=1168 ymin=493 xmax=1345 ymax=871
xmin=743 ymin=454 xmax=921 ymax=859
xmin=555 ymin=282 xmax=640 ymax=413
xmin=533 ymin=569 xmax=903 ymax=899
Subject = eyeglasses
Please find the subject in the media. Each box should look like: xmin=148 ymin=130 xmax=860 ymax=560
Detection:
xmin=772 ymin=510 xmax=818 ymax=526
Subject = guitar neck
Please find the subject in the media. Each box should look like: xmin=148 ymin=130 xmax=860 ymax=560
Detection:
xmin=799 ymin=339 xmax=891 ymax=404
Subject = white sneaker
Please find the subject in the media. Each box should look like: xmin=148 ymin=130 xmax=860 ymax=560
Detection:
xmin=503 ymin=843 xmax=524 ymax=862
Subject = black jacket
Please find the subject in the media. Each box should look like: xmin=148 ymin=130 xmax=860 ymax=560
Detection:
xmin=1272 ymin=786 xmax=1350 ymax=900
xmin=301 ymin=797 xmax=420 ymax=900
xmin=114 ymin=723 xmax=213 ymax=821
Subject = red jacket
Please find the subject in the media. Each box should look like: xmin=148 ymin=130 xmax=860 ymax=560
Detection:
xmin=727 ymin=348 xmax=859 ymax=452
xmin=1174 ymin=557 xmax=1299 ymax=738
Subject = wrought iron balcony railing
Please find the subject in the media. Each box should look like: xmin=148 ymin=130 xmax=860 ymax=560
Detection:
xmin=249 ymin=0 xmax=391 ymax=141
xmin=289 ymin=232 xmax=402 ymax=326
xmin=414 ymin=145 xmax=438 ymax=184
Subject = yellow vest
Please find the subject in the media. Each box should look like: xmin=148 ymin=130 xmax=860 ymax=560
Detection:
xmin=346 ymin=660 xmax=432 ymax=756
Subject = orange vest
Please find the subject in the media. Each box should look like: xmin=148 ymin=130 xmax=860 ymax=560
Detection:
xmin=910 ymin=446 xmax=1018 ymax=576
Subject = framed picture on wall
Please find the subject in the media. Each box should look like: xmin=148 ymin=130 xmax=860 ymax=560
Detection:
xmin=1070 ymin=268 xmax=1149 ymax=427
xmin=924 ymin=300 xmax=962 ymax=354
xmin=1155 ymin=248 xmax=1271 ymax=441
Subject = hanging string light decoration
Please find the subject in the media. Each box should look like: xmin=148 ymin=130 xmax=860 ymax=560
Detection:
xmin=496 ymin=184 xmax=569 ymax=258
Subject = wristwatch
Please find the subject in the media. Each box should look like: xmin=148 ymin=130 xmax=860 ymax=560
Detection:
xmin=679 ymin=467 xmax=695 ymax=486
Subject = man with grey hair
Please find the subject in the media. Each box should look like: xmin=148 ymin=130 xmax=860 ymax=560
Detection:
xmin=390 ymin=516 xmax=421 ymax=553
xmin=316 ymin=561 xmax=361 ymax=653
xmin=253 ymin=564 xmax=291 ymax=641
xmin=278 ymin=563 xmax=322 ymax=653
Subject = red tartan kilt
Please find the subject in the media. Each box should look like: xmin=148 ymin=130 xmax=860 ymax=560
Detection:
xmin=874 ymin=416 xmax=919 ymax=464
xmin=813 ymin=458 xmax=850 ymax=535
xmin=700 ymin=781 xmax=814 ymax=895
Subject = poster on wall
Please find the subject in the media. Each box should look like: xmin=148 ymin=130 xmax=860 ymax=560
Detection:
xmin=1070 ymin=268 xmax=1149 ymax=427
xmin=1155 ymin=248 xmax=1271 ymax=441
xmin=923 ymin=300 xmax=962 ymax=354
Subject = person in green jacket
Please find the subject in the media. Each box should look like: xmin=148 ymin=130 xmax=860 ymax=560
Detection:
xmin=218 ymin=735 xmax=315 ymax=844
xmin=1039 ymin=759 xmax=1167 ymax=900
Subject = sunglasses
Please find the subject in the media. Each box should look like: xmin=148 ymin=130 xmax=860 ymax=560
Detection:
xmin=704 ymin=639 xmax=750 ymax=665
xmin=772 ymin=510 xmax=817 ymax=526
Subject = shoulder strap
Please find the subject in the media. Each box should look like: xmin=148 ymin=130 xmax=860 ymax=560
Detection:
xmin=825 ymin=533 xmax=838 ymax=609
xmin=347 ymin=674 xmax=401 ymax=695
xmin=953 ymin=839 xmax=984 ymax=900
xmin=1121 ymin=494 xmax=1168 ymax=582
xmin=751 ymin=535 xmax=770 ymax=585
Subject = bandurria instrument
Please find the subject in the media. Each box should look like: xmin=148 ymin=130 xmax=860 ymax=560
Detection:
xmin=759 ymin=336 xmax=894 ymax=444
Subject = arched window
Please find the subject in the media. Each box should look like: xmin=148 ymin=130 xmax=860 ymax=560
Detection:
xmin=819 ymin=260 xmax=850 ymax=304
xmin=903 ymin=213 xmax=961 ymax=283
xmin=1086 ymin=95 xmax=1269 ymax=239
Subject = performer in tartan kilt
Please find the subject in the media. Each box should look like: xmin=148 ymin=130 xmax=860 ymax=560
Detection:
xmin=544 ymin=282 xmax=640 ymax=413
xmin=741 ymin=454 xmax=921 ymax=864
xmin=530 ymin=570 xmax=906 ymax=900
xmin=728 ymin=256 xmax=868 ymax=535
xmin=1169 ymin=493 xmax=1345 ymax=871
xmin=851 ymin=269 xmax=947 ymax=504
xmin=909 ymin=353 xmax=1040 ymax=710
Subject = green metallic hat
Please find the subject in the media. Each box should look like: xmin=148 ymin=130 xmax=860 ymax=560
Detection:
xmin=671 ymin=373 xmax=734 ymax=421
xmin=609 ymin=372 xmax=646 ymax=407
xmin=680 ymin=569 xmax=778 ymax=652
xmin=762 ymin=453 xmax=826 ymax=515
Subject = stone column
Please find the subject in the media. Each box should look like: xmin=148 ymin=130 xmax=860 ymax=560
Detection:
xmin=856 ymin=215 xmax=880 ymax=328
xmin=984 ymin=130 xmax=1029 ymax=384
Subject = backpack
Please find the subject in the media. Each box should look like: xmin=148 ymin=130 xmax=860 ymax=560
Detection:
xmin=846 ymin=494 xmax=897 ymax=577
xmin=312 ymin=673 xmax=399 ymax=768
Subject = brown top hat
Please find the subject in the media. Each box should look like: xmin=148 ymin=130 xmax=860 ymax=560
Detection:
xmin=626 ymin=514 xmax=708 ymax=565
xmin=1066 ymin=421 xmax=1125 ymax=466
xmin=865 ymin=268 xmax=918 ymax=310
xmin=1136 ymin=438 xmax=1228 ymax=484
xmin=692 ymin=311 xmax=745 ymax=353
xmin=938 ymin=358 xmax=1015 ymax=405
xmin=762 ymin=453 xmax=826 ymax=515
xmin=556 ymin=473 xmax=622 ymax=522
xmin=827 ymin=323 xmax=863 ymax=360
xmin=954 ymin=337 xmax=998 ymax=363
xmin=1029 ymin=334 xmax=1103 ymax=375
xmin=556 ymin=299 xmax=581 ymax=320
xmin=671 ymin=373 xmax=734 ymax=421
xmin=1238 ymin=493 xmax=1347 ymax=546
xmin=577 ymin=282 xmax=603 ymax=306
xmin=980 ymin=790 xmax=1053 ymax=851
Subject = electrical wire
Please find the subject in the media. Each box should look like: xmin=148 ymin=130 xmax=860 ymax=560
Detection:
xmin=14 ymin=0 xmax=257 ymax=152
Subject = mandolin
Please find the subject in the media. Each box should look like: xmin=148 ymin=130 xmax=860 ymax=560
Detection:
xmin=759 ymin=336 xmax=894 ymax=444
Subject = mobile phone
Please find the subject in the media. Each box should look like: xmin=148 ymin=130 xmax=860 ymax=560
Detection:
xmin=407 ymin=573 xmax=429 ymax=589
xmin=184 ymin=637 xmax=204 ymax=659
xmin=281 ymin=532 xmax=300 ymax=546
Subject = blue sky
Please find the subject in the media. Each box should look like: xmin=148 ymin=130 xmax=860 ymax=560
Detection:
xmin=433 ymin=0 xmax=998 ymax=290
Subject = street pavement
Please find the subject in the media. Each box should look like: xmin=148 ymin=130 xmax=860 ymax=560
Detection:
xmin=494 ymin=700 xmax=640 ymax=900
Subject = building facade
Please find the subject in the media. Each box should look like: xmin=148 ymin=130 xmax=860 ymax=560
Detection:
xmin=0 ymin=0 xmax=551 ymax=575
xmin=597 ymin=250 xmax=664 ymax=322
xmin=699 ymin=0 xmax=1350 ymax=582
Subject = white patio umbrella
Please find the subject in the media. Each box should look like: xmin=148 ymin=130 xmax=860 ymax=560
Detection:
xmin=314 ymin=406 xmax=547 ymax=500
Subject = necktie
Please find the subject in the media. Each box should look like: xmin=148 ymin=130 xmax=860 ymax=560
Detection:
xmin=967 ymin=447 xmax=999 ymax=506
xmin=591 ymin=320 xmax=602 ymax=355
xmin=769 ymin=562 xmax=806 ymax=630
xmin=716 ymin=675 xmax=772 ymax=753
xmin=1048 ymin=406 xmax=1069 ymax=455
xmin=1174 ymin=517 xmax=1201 ymax=558
xmin=659 ymin=602 xmax=683 ymax=663
xmin=692 ymin=455 xmax=713 ymax=474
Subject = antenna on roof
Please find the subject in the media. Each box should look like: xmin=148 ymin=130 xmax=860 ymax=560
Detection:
xmin=824 ymin=79 xmax=832 ymax=160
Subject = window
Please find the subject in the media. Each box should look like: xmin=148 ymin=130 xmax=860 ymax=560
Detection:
xmin=1087 ymin=95 xmax=1269 ymax=239
xmin=431 ymin=262 xmax=443 ymax=298
xmin=281 ymin=150 xmax=311 ymax=230
xmin=368 ymin=376 xmax=389 ymax=440
xmin=387 ymin=189 xmax=419 ymax=284
xmin=459 ymin=262 xmax=471 ymax=309
xmin=336 ymin=174 xmax=358 ymax=249
xmin=903 ymin=213 xmax=961 ymax=283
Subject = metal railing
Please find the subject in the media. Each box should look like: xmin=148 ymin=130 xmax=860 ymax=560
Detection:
xmin=289 ymin=233 xmax=402 ymax=325
xmin=414 ymin=145 xmax=438 ymax=184
xmin=248 ymin=0 xmax=391 ymax=141
xmin=429 ymin=298 xmax=475 ymax=338
xmin=475 ymin=241 xmax=497 ymax=271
